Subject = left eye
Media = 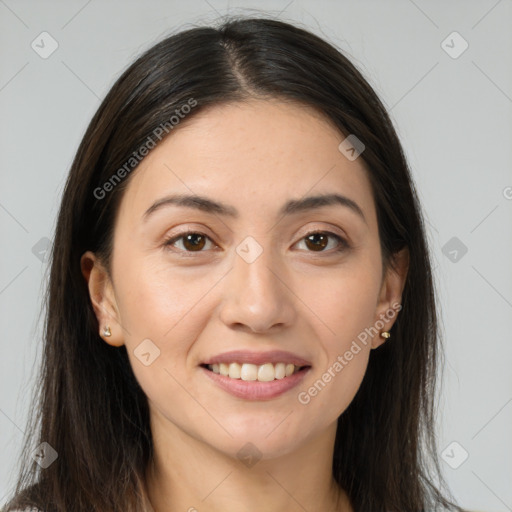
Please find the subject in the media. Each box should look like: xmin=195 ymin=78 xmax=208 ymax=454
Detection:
xmin=164 ymin=231 xmax=346 ymax=254
xmin=294 ymin=231 xmax=346 ymax=252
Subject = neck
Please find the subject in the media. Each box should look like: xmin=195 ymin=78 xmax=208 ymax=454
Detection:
xmin=143 ymin=414 xmax=352 ymax=512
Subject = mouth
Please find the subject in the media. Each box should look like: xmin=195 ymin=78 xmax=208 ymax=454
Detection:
xmin=201 ymin=362 xmax=310 ymax=382
xmin=200 ymin=358 xmax=312 ymax=400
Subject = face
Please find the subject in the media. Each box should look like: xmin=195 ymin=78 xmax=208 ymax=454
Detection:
xmin=82 ymin=99 xmax=407 ymax=461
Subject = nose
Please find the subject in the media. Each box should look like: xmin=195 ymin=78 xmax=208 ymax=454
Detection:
xmin=218 ymin=242 xmax=296 ymax=333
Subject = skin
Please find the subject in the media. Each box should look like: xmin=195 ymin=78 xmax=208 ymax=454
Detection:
xmin=81 ymin=99 xmax=408 ymax=512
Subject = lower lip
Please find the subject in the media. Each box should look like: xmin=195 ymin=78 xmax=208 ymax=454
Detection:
xmin=200 ymin=366 xmax=311 ymax=400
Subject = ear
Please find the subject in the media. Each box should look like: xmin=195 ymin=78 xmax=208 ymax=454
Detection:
xmin=372 ymin=247 xmax=409 ymax=349
xmin=80 ymin=250 xmax=124 ymax=347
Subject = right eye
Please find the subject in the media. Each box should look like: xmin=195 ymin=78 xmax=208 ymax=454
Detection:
xmin=163 ymin=231 xmax=216 ymax=253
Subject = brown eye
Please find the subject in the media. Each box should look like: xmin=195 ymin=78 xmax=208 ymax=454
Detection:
xmin=165 ymin=232 xmax=214 ymax=252
xmin=297 ymin=231 xmax=347 ymax=253
xmin=304 ymin=233 xmax=329 ymax=251
xmin=182 ymin=233 xmax=206 ymax=251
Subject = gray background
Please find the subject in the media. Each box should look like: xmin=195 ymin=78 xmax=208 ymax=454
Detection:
xmin=1 ymin=1 xmax=511 ymax=511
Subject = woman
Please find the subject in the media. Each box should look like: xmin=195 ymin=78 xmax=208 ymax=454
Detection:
xmin=3 ymin=16 xmax=465 ymax=512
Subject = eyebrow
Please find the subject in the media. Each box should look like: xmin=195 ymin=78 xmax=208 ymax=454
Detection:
xmin=142 ymin=192 xmax=366 ymax=224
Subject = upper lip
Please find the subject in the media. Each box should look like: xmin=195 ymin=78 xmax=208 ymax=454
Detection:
xmin=202 ymin=350 xmax=312 ymax=367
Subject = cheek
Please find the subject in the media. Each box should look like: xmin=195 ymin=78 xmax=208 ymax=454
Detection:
xmin=114 ymin=258 xmax=215 ymax=425
xmin=297 ymin=317 xmax=373 ymax=429
xmin=295 ymin=256 xmax=381 ymax=419
xmin=111 ymin=253 xmax=216 ymax=392
xmin=299 ymin=255 xmax=382 ymax=346
xmin=113 ymin=253 xmax=213 ymax=344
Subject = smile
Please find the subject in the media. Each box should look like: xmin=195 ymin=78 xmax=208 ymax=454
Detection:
xmin=201 ymin=363 xmax=311 ymax=400
xmin=206 ymin=362 xmax=303 ymax=381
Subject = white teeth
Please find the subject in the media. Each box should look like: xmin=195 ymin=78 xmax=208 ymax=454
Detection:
xmin=228 ymin=362 xmax=241 ymax=379
xmin=240 ymin=363 xmax=258 ymax=381
xmin=206 ymin=362 xmax=304 ymax=381
xmin=274 ymin=362 xmax=286 ymax=379
xmin=257 ymin=363 xmax=275 ymax=382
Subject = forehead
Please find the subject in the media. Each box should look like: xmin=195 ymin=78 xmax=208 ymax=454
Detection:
xmin=116 ymin=99 xmax=376 ymax=227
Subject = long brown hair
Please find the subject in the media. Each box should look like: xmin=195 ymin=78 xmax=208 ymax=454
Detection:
xmin=3 ymin=16 xmax=464 ymax=512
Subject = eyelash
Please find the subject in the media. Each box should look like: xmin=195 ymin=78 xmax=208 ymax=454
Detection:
xmin=163 ymin=230 xmax=349 ymax=255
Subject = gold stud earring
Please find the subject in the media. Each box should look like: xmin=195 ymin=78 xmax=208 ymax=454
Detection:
xmin=380 ymin=331 xmax=391 ymax=339
xmin=103 ymin=325 xmax=112 ymax=337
